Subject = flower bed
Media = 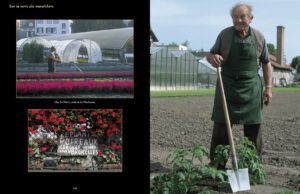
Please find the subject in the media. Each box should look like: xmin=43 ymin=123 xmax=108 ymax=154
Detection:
xmin=17 ymin=80 xmax=134 ymax=96
xmin=17 ymin=71 xmax=133 ymax=80
xmin=28 ymin=109 xmax=122 ymax=170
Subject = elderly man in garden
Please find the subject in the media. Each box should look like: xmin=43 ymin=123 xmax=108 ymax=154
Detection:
xmin=207 ymin=3 xmax=273 ymax=169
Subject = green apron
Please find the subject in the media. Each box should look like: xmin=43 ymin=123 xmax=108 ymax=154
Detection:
xmin=212 ymin=30 xmax=263 ymax=124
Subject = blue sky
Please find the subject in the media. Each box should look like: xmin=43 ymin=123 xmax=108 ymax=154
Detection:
xmin=151 ymin=0 xmax=300 ymax=64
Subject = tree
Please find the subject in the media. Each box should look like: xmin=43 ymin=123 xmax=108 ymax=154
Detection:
xmin=291 ymin=56 xmax=300 ymax=73
xmin=22 ymin=41 xmax=44 ymax=63
xmin=167 ymin=42 xmax=178 ymax=47
xmin=71 ymin=20 xmax=127 ymax=33
xmin=267 ymin=43 xmax=276 ymax=55
xmin=181 ymin=40 xmax=189 ymax=47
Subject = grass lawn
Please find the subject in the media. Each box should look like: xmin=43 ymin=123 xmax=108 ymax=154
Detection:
xmin=151 ymin=87 xmax=300 ymax=97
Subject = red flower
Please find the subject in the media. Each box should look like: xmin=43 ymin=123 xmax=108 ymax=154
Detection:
xmin=107 ymin=129 xmax=113 ymax=138
xmin=31 ymin=109 xmax=39 ymax=115
xmin=98 ymin=151 xmax=103 ymax=156
xmin=91 ymin=111 xmax=97 ymax=116
xmin=109 ymin=154 xmax=115 ymax=159
xmin=79 ymin=116 xmax=86 ymax=123
xmin=36 ymin=115 xmax=43 ymax=120
xmin=111 ymin=143 xmax=122 ymax=150
xmin=111 ymin=142 xmax=117 ymax=150
xmin=80 ymin=125 xmax=86 ymax=130
xmin=58 ymin=117 xmax=64 ymax=123
xmin=97 ymin=119 xmax=103 ymax=124
xmin=28 ymin=127 xmax=38 ymax=134
xmin=28 ymin=147 xmax=34 ymax=154
xmin=66 ymin=126 xmax=72 ymax=132
xmin=49 ymin=113 xmax=57 ymax=123
xmin=103 ymin=123 xmax=108 ymax=128
xmin=41 ymin=147 xmax=47 ymax=152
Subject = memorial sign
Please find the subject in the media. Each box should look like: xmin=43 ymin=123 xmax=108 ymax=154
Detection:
xmin=57 ymin=131 xmax=98 ymax=156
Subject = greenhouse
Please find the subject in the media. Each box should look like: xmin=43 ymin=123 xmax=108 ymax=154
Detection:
xmin=150 ymin=47 xmax=199 ymax=90
xmin=197 ymin=58 xmax=217 ymax=88
xmin=17 ymin=37 xmax=102 ymax=63
xmin=42 ymin=27 xmax=133 ymax=63
xmin=49 ymin=39 xmax=101 ymax=63
xmin=150 ymin=47 xmax=217 ymax=90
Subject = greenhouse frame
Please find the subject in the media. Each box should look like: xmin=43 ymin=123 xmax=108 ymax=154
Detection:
xmin=150 ymin=47 xmax=217 ymax=90
xmin=17 ymin=37 xmax=102 ymax=63
xmin=42 ymin=27 xmax=133 ymax=63
xmin=50 ymin=39 xmax=101 ymax=63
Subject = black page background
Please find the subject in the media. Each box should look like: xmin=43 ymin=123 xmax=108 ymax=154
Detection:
xmin=6 ymin=0 xmax=150 ymax=193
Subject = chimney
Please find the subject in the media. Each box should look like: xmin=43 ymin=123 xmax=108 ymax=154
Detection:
xmin=276 ymin=26 xmax=285 ymax=65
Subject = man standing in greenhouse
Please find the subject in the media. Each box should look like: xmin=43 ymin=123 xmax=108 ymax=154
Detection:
xmin=47 ymin=46 xmax=57 ymax=73
xmin=207 ymin=3 xmax=273 ymax=169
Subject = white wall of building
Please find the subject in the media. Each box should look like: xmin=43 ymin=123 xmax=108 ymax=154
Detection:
xmin=35 ymin=20 xmax=72 ymax=36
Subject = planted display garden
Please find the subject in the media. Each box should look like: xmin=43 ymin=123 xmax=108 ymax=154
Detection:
xmin=16 ymin=71 xmax=134 ymax=98
xmin=28 ymin=109 xmax=122 ymax=171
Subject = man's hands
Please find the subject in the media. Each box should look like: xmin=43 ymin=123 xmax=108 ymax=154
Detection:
xmin=208 ymin=54 xmax=224 ymax=67
xmin=263 ymin=88 xmax=272 ymax=105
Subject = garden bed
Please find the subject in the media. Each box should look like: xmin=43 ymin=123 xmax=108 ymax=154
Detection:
xmin=17 ymin=80 xmax=133 ymax=96
xmin=16 ymin=71 xmax=133 ymax=80
xmin=150 ymin=92 xmax=300 ymax=193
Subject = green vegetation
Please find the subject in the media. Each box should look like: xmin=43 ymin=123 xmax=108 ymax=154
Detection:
xmin=150 ymin=87 xmax=300 ymax=98
xmin=291 ymin=56 xmax=300 ymax=71
xmin=150 ymin=145 xmax=227 ymax=194
xmin=22 ymin=41 xmax=44 ymax=63
xmin=71 ymin=20 xmax=127 ymax=33
xmin=150 ymin=89 xmax=215 ymax=97
xmin=237 ymin=138 xmax=266 ymax=185
xmin=273 ymin=87 xmax=300 ymax=92
xmin=150 ymin=138 xmax=266 ymax=193
xmin=284 ymin=82 xmax=300 ymax=88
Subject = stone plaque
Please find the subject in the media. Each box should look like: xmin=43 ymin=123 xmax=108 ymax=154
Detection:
xmin=57 ymin=131 xmax=98 ymax=156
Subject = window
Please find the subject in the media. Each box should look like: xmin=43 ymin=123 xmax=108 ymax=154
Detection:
xmin=36 ymin=27 xmax=44 ymax=34
xmin=36 ymin=20 xmax=43 ymax=24
xmin=62 ymin=23 xmax=66 ymax=29
xmin=47 ymin=20 xmax=52 ymax=24
xmin=46 ymin=27 xmax=57 ymax=34
xmin=62 ymin=31 xmax=66 ymax=34
xmin=53 ymin=20 xmax=59 ymax=24
xmin=27 ymin=31 xmax=33 ymax=37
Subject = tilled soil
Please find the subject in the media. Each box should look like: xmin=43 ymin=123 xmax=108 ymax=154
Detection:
xmin=150 ymin=92 xmax=300 ymax=193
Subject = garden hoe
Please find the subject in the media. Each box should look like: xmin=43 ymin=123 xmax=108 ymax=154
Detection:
xmin=217 ymin=67 xmax=250 ymax=192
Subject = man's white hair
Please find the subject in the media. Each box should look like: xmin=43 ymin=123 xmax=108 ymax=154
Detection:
xmin=230 ymin=3 xmax=253 ymax=17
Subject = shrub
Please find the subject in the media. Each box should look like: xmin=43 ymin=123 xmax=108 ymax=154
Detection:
xmin=22 ymin=41 xmax=44 ymax=63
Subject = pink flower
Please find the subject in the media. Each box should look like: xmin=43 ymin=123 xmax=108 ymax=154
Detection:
xmin=41 ymin=147 xmax=47 ymax=152
xmin=98 ymin=151 xmax=103 ymax=156
xmin=28 ymin=147 xmax=34 ymax=154
xmin=31 ymin=109 xmax=39 ymax=114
